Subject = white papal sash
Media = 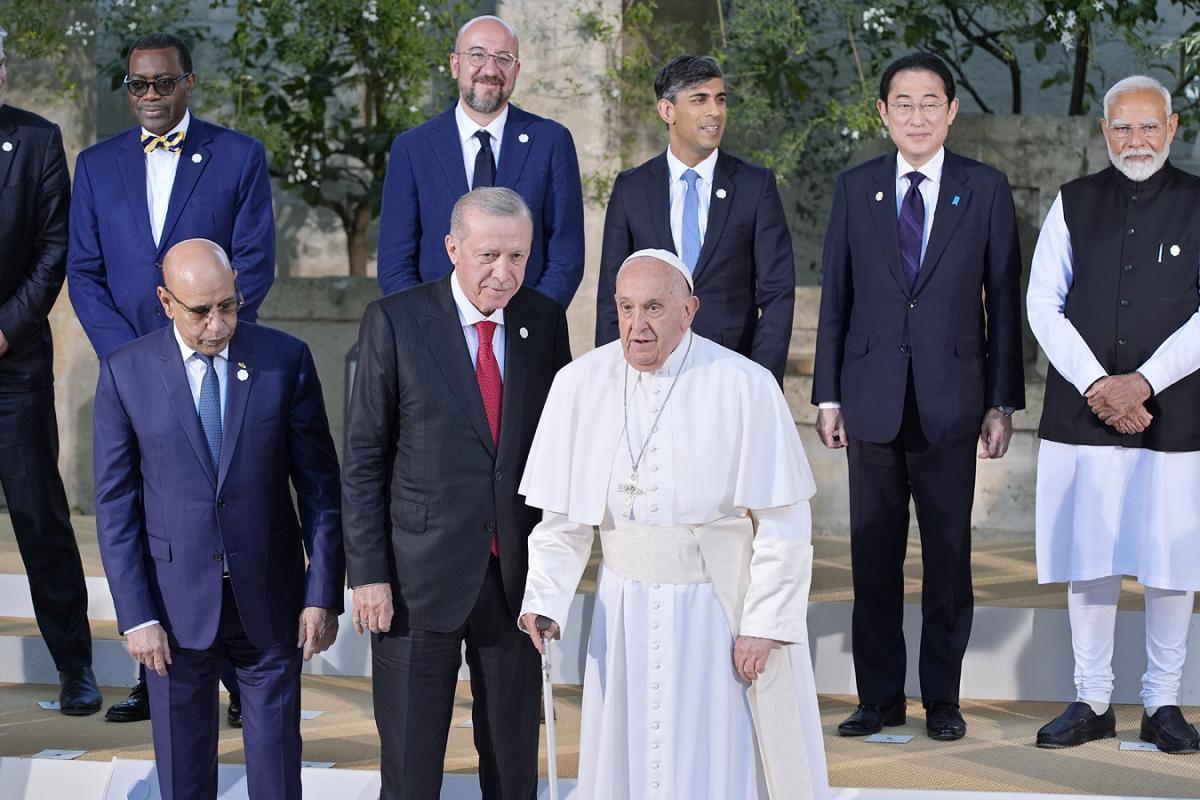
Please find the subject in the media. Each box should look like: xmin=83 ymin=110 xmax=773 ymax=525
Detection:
xmin=600 ymin=517 xmax=814 ymax=800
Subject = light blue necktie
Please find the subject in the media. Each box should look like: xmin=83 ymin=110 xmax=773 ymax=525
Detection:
xmin=197 ymin=354 xmax=222 ymax=471
xmin=681 ymin=168 xmax=701 ymax=271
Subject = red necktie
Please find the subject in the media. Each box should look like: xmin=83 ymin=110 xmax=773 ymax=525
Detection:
xmin=475 ymin=321 xmax=502 ymax=556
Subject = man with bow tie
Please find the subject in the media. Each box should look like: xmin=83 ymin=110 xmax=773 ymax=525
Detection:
xmin=67 ymin=31 xmax=275 ymax=723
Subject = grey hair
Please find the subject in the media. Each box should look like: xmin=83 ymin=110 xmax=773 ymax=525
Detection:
xmin=1103 ymin=75 xmax=1172 ymax=120
xmin=455 ymin=15 xmax=519 ymax=55
xmin=449 ymin=187 xmax=532 ymax=239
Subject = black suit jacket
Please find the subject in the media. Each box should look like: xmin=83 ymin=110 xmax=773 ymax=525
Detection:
xmin=0 ymin=104 xmax=70 ymax=391
xmin=595 ymin=149 xmax=795 ymax=384
xmin=812 ymin=148 xmax=1025 ymax=444
xmin=342 ymin=275 xmax=571 ymax=632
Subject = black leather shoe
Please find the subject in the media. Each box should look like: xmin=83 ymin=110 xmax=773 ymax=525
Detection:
xmin=58 ymin=667 xmax=102 ymax=716
xmin=1140 ymin=706 xmax=1200 ymax=754
xmin=105 ymin=679 xmax=150 ymax=722
xmin=837 ymin=701 xmax=906 ymax=736
xmin=227 ymin=693 xmax=242 ymax=728
xmin=925 ymin=701 xmax=966 ymax=741
xmin=1036 ymin=701 xmax=1116 ymax=748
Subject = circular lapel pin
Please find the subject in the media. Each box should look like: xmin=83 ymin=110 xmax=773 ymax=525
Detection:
xmin=237 ymin=369 xmax=249 ymax=382
xmin=1171 ymin=244 xmax=1181 ymax=257
xmin=1 ymin=142 xmax=12 ymax=152
xmin=518 ymin=133 xmax=529 ymax=143
xmin=875 ymin=191 xmax=884 ymax=202
xmin=192 ymin=153 xmax=203 ymax=163
xmin=519 ymin=327 xmax=529 ymax=339
xmin=715 ymin=188 xmax=727 ymax=199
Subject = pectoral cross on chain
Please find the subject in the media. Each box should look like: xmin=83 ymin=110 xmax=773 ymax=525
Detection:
xmin=617 ymin=470 xmax=645 ymax=518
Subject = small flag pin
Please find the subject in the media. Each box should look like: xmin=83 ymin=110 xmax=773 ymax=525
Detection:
xmin=952 ymin=195 xmax=960 ymax=206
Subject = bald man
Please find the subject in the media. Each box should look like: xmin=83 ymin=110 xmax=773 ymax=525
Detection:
xmin=93 ymin=238 xmax=344 ymax=800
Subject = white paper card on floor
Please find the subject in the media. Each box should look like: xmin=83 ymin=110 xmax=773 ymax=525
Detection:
xmin=299 ymin=709 xmax=324 ymax=720
xmin=1118 ymin=741 xmax=1162 ymax=752
xmin=36 ymin=700 xmax=60 ymax=710
xmin=456 ymin=719 xmax=474 ymax=728
xmin=301 ymin=761 xmax=336 ymax=769
xmin=863 ymin=734 xmax=913 ymax=744
xmin=31 ymin=749 xmax=86 ymax=760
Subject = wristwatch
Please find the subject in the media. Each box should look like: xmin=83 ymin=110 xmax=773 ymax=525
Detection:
xmin=993 ymin=405 xmax=1015 ymax=417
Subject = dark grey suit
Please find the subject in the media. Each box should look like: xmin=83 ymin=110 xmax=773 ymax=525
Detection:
xmin=343 ymin=274 xmax=570 ymax=798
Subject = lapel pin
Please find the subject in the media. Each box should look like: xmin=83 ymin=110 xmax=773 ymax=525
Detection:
xmin=518 ymin=133 xmax=529 ymax=143
xmin=874 ymin=191 xmax=883 ymax=202
xmin=1 ymin=142 xmax=11 ymax=152
xmin=715 ymin=188 xmax=727 ymax=199
xmin=1171 ymin=244 xmax=1181 ymax=257
xmin=192 ymin=153 xmax=203 ymax=163
xmin=237 ymin=368 xmax=249 ymax=382
xmin=952 ymin=195 xmax=961 ymax=206
xmin=519 ymin=326 xmax=529 ymax=339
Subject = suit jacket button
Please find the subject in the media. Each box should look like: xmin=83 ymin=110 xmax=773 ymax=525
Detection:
xmin=908 ymin=300 xmax=917 ymax=308
xmin=898 ymin=344 xmax=909 ymax=354
xmin=213 ymin=553 xmax=224 ymax=562
xmin=494 ymin=471 xmax=502 ymax=482
xmin=485 ymin=521 xmax=496 ymax=532
xmin=216 ymin=498 xmax=226 ymax=508
xmin=1118 ymin=338 xmax=1128 ymax=346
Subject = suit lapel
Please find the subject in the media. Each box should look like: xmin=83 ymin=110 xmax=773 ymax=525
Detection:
xmin=497 ymin=292 xmax=531 ymax=462
xmin=417 ymin=277 xmax=497 ymax=457
xmin=495 ymin=106 xmax=532 ymax=189
xmin=692 ymin=151 xmax=735 ymax=281
xmin=158 ymin=327 xmax=217 ymax=487
xmin=913 ymin=151 xmax=972 ymax=295
xmin=216 ymin=331 xmax=253 ymax=491
xmin=0 ymin=111 xmax=17 ymax=192
xmin=118 ymin=129 xmax=158 ymax=252
xmin=431 ymin=107 xmax=470 ymax=196
xmin=867 ymin=153 xmax=908 ymax=292
xmin=644 ymin=153 xmax=675 ymax=252
xmin=157 ymin=118 xmax=213 ymax=257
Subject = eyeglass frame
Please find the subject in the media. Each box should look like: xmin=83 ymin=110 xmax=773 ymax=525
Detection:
xmin=886 ymin=100 xmax=951 ymax=119
xmin=1105 ymin=122 xmax=1166 ymax=140
xmin=123 ymin=71 xmax=193 ymax=98
xmin=454 ymin=49 xmax=519 ymax=72
xmin=161 ymin=285 xmax=245 ymax=322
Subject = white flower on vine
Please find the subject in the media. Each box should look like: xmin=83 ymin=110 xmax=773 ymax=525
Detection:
xmin=362 ymin=0 xmax=378 ymax=23
xmin=1061 ymin=31 xmax=1074 ymax=50
xmin=1047 ymin=15 xmax=1057 ymax=30
xmin=1094 ymin=0 xmax=1105 ymax=10
xmin=437 ymin=65 xmax=446 ymax=73
xmin=127 ymin=22 xmax=137 ymax=31
xmin=851 ymin=130 xmax=861 ymax=140
xmin=408 ymin=105 xmax=418 ymax=113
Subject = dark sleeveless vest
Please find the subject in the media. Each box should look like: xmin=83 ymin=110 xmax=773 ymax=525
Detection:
xmin=1039 ymin=163 xmax=1200 ymax=452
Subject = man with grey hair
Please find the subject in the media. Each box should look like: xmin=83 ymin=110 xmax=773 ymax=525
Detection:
xmin=345 ymin=187 xmax=571 ymax=797
xmin=519 ymin=249 xmax=827 ymax=798
xmin=1028 ymin=74 xmax=1200 ymax=752
xmin=376 ymin=14 xmax=584 ymax=309
xmin=0 ymin=26 xmax=101 ymax=716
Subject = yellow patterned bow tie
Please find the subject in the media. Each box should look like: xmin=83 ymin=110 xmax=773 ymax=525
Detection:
xmin=141 ymin=130 xmax=185 ymax=154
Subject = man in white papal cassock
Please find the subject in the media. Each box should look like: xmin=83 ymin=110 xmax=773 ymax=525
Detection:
xmin=1029 ymin=75 xmax=1200 ymax=753
xmin=516 ymin=249 xmax=829 ymax=799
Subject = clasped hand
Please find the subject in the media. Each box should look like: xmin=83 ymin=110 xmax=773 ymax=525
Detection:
xmin=733 ymin=635 xmax=782 ymax=683
xmin=1086 ymin=373 xmax=1152 ymax=434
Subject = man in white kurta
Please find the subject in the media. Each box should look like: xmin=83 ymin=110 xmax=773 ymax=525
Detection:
xmin=1028 ymin=75 xmax=1200 ymax=753
xmin=517 ymin=250 xmax=828 ymax=800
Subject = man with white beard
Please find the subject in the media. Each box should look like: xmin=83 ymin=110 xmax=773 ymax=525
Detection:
xmin=1028 ymin=75 xmax=1200 ymax=753
xmin=516 ymin=250 xmax=828 ymax=799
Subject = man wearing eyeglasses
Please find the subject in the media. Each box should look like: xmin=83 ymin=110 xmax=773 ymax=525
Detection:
xmin=1028 ymin=75 xmax=1200 ymax=754
xmin=0 ymin=26 xmax=102 ymax=718
xmin=376 ymin=14 xmax=584 ymax=309
xmin=94 ymin=237 xmax=344 ymax=800
xmin=67 ymin=31 xmax=274 ymax=724
xmin=812 ymin=52 xmax=1024 ymax=741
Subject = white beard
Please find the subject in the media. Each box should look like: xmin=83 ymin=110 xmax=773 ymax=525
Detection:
xmin=1108 ymin=142 xmax=1170 ymax=182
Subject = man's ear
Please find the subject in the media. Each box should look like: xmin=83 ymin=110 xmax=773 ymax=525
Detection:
xmin=156 ymin=286 xmax=174 ymax=320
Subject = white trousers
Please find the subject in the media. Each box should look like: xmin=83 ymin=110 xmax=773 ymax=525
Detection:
xmin=1069 ymin=576 xmax=1194 ymax=708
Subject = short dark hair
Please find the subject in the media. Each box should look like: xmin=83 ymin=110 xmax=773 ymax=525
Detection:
xmin=879 ymin=53 xmax=955 ymax=103
xmin=654 ymin=54 xmax=723 ymax=103
xmin=128 ymin=32 xmax=193 ymax=75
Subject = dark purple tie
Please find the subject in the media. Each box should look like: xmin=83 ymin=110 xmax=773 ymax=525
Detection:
xmin=899 ymin=171 xmax=926 ymax=289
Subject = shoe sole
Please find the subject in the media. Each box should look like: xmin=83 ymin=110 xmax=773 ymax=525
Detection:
xmin=1036 ymin=728 xmax=1115 ymax=749
xmin=1140 ymin=733 xmax=1200 ymax=754
xmin=59 ymin=705 xmax=101 ymax=717
xmin=839 ymin=716 xmax=906 ymax=736
xmin=928 ymin=729 xmax=965 ymax=741
xmin=105 ymin=713 xmax=151 ymax=723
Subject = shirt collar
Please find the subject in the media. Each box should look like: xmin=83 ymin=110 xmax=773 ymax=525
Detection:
xmin=450 ymin=271 xmax=506 ymax=328
xmin=141 ymin=108 xmax=191 ymax=142
xmin=896 ymin=145 xmax=945 ymax=185
xmin=666 ymin=146 xmax=719 ymax=186
xmin=455 ymin=102 xmax=509 ymax=147
xmin=173 ymin=321 xmax=229 ymax=364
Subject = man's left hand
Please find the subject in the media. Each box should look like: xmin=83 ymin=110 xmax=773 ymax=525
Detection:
xmin=297 ymin=607 xmax=339 ymax=661
xmin=733 ymin=635 xmax=782 ymax=683
xmin=978 ymin=408 xmax=1013 ymax=459
xmin=1086 ymin=373 xmax=1152 ymax=422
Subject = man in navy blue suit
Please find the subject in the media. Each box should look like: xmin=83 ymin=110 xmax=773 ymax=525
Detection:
xmin=376 ymin=15 xmax=584 ymax=308
xmin=67 ymin=31 xmax=274 ymax=722
xmin=595 ymin=54 xmax=795 ymax=386
xmin=812 ymin=53 xmax=1024 ymax=741
xmin=94 ymin=238 xmax=343 ymax=800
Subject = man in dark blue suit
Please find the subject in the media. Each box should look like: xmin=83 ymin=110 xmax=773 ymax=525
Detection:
xmin=68 ymin=32 xmax=274 ymax=721
xmin=812 ymin=53 xmax=1024 ymax=741
xmin=376 ymin=15 xmax=584 ymax=308
xmin=94 ymin=239 xmax=343 ymax=800
xmin=595 ymin=54 xmax=795 ymax=386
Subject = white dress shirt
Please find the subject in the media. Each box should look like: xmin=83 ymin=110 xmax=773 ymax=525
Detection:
xmin=666 ymin=146 xmax=718 ymax=257
xmin=451 ymin=270 xmax=506 ymax=378
xmin=456 ymin=102 xmax=508 ymax=190
xmin=144 ymin=109 xmax=191 ymax=247
xmin=124 ymin=324 xmax=231 ymax=633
